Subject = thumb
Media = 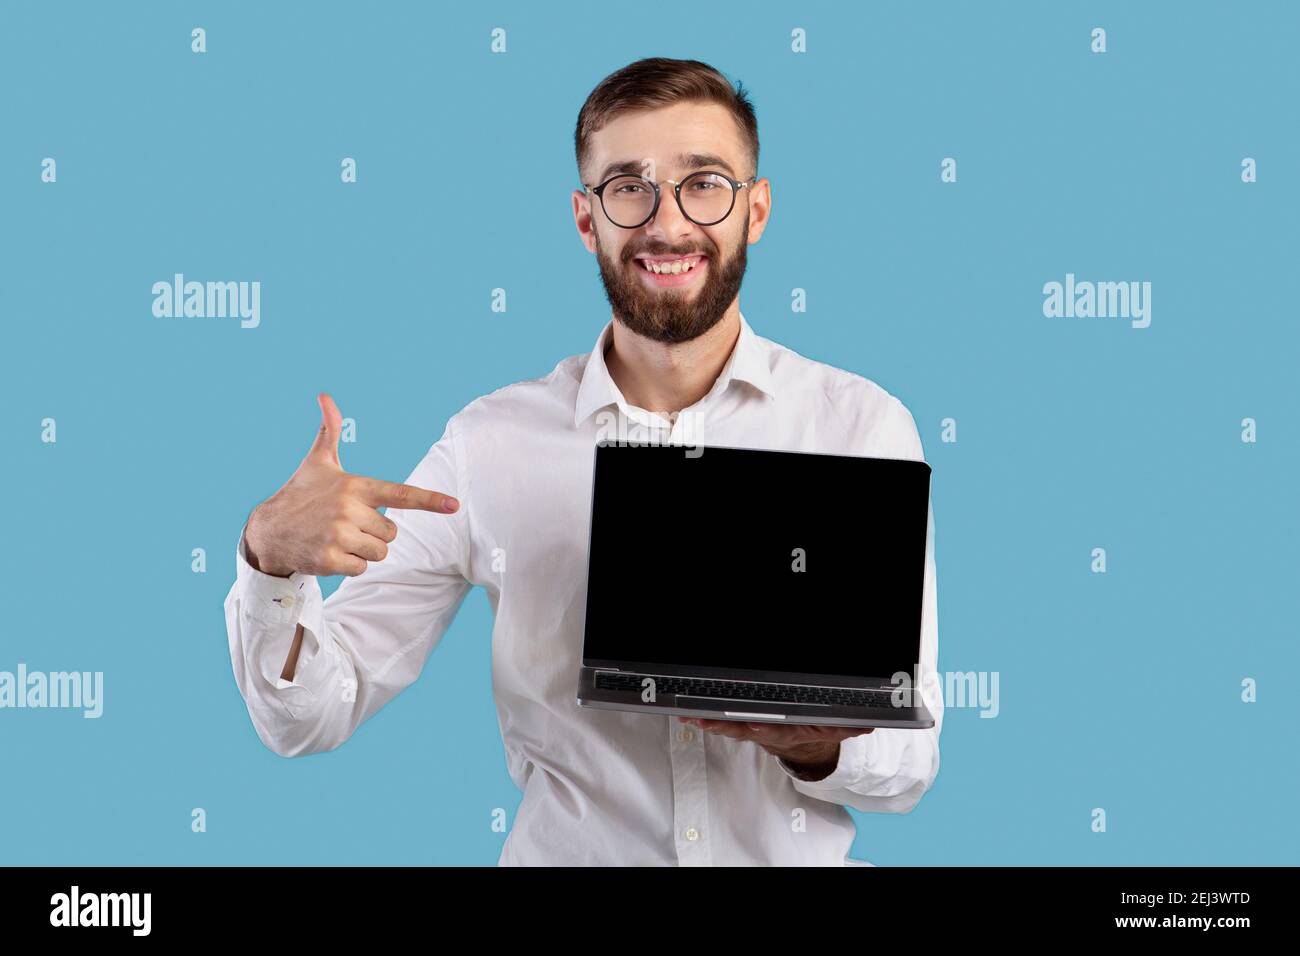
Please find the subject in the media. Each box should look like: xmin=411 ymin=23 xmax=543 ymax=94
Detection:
xmin=307 ymin=392 xmax=343 ymax=467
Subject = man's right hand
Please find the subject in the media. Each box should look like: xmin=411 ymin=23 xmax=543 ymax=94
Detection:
xmin=243 ymin=392 xmax=459 ymax=579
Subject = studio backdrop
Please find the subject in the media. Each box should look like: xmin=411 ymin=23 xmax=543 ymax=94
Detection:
xmin=1 ymin=0 xmax=1295 ymax=865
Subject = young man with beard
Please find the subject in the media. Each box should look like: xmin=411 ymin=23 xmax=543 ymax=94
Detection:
xmin=225 ymin=57 xmax=942 ymax=866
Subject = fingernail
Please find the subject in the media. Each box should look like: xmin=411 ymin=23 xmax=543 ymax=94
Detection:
xmin=445 ymin=497 xmax=459 ymax=512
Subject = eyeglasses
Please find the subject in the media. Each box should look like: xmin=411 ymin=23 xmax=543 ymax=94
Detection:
xmin=583 ymin=170 xmax=757 ymax=229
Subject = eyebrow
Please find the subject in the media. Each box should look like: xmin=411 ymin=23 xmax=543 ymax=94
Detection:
xmin=596 ymin=152 xmax=738 ymax=183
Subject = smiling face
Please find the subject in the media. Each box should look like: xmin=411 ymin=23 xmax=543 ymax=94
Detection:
xmin=574 ymin=100 xmax=770 ymax=344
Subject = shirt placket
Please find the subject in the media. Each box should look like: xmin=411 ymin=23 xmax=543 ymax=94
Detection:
xmin=668 ymin=718 xmax=713 ymax=866
xmin=619 ymin=403 xmax=716 ymax=864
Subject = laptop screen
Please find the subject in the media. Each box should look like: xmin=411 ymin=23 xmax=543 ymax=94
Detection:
xmin=581 ymin=443 xmax=931 ymax=683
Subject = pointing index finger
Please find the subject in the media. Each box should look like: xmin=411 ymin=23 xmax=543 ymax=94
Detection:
xmin=359 ymin=477 xmax=459 ymax=514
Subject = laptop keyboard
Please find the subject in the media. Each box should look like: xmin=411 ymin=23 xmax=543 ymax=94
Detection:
xmin=594 ymin=672 xmax=899 ymax=709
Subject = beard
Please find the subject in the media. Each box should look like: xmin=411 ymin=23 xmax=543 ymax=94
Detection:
xmin=593 ymin=212 xmax=749 ymax=345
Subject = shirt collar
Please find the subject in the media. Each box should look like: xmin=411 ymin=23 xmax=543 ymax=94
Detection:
xmin=573 ymin=311 xmax=777 ymax=427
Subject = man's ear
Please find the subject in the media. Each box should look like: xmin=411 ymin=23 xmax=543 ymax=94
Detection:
xmin=573 ymin=188 xmax=598 ymax=254
xmin=746 ymin=177 xmax=772 ymax=245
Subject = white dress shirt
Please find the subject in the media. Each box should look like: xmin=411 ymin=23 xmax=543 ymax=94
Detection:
xmin=224 ymin=312 xmax=943 ymax=866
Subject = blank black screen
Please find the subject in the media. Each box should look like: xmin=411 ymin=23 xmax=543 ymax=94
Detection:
xmin=582 ymin=443 xmax=931 ymax=681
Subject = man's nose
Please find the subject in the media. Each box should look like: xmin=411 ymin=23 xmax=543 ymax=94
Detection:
xmin=642 ymin=188 xmax=695 ymax=241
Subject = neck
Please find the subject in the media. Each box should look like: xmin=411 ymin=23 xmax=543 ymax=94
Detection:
xmin=605 ymin=307 xmax=742 ymax=416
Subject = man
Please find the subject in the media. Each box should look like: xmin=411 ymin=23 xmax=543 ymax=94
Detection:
xmin=225 ymin=57 xmax=942 ymax=866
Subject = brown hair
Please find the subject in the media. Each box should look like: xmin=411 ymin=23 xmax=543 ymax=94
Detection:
xmin=574 ymin=57 xmax=759 ymax=184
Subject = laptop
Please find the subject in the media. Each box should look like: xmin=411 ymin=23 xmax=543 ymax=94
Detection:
xmin=576 ymin=441 xmax=936 ymax=729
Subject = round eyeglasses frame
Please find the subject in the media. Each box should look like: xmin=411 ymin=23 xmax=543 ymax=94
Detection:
xmin=583 ymin=171 xmax=758 ymax=228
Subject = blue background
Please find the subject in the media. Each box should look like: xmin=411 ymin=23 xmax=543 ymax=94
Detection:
xmin=1 ymin=0 xmax=1295 ymax=865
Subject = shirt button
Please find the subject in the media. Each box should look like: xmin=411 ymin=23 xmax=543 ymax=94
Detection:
xmin=279 ymin=594 xmax=296 ymax=608
xmin=679 ymin=728 xmax=694 ymax=743
xmin=684 ymin=826 xmax=699 ymax=842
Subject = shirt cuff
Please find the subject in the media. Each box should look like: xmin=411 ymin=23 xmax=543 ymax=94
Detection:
xmin=234 ymin=528 xmax=323 ymax=693
xmin=235 ymin=526 xmax=317 ymax=627
xmin=776 ymin=732 xmax=879 ymax=791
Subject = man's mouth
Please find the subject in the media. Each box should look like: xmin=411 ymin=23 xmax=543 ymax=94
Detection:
xmin=632 ymin=253 xmax=708 ymax=286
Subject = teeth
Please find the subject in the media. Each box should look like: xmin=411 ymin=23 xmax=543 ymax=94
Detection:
xmin=641 ymin=257 xmax=700 ymax=275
